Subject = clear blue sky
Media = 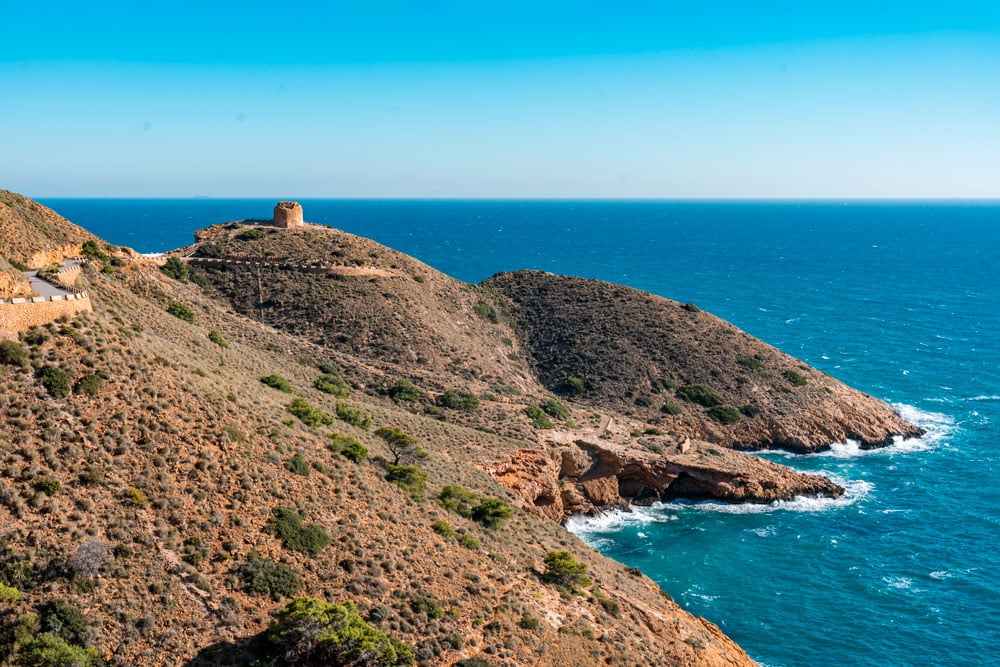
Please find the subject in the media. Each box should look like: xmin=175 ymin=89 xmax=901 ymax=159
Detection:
xmin=2 ymin=1 xmax=998 ymax=198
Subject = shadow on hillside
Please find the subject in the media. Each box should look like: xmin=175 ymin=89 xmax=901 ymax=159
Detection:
xmin=183 ymin=633 xmax=276 ymax=666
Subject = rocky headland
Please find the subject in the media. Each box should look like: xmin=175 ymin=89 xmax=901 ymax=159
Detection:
xmin=0 ymin=194 xmax=922 ymax=666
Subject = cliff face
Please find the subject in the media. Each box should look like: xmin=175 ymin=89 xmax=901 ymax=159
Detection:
xmin=484 ymin=270 xmax=923 ymax=453
xmin=0 ymin=190 xmax=94 ymax=268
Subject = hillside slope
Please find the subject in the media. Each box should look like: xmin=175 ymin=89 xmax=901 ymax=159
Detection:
xmin=0 ymin=202 xmax=757 ymax=666
xmin=0 ymin=190 xmax=95 ymax=268
xmin=485 ymin=271 xmax=922 ymax=453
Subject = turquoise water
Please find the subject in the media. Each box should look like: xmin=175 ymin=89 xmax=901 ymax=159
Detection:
xmin=42 ymin=199 xmax=1000 ymax=666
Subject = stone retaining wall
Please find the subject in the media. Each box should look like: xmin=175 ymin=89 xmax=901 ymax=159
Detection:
xmin=0 ymin=292 xmax=92 ymax=333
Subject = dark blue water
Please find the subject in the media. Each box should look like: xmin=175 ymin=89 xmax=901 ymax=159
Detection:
xmin=42 ymin=199 xmax=1000 ymax=666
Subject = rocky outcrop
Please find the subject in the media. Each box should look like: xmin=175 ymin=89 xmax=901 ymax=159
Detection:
xmin=484 ymin=430 xmax=844 ymax=522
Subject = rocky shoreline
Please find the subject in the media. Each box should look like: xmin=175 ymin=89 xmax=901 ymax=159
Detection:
xmin=485 ymin=425 xmax=854 ymax=523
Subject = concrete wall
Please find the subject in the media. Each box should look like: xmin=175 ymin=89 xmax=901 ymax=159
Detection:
xmin=0 ymin=292 xmax=92 ymax=333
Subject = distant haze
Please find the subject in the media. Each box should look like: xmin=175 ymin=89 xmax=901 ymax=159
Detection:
xmin=2 ymin=2 xmax=998 ymax=198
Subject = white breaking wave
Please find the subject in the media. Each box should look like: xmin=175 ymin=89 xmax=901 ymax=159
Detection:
xmin=566 ymin=477 xmax=871 ymax=538
xmin=564 ymin=503 xmax=677 ymax=535
xmin=967 ymin=394 xmax=1000 ymax=402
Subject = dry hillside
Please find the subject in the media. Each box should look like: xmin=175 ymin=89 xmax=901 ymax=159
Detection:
xmin=0 ymin=198 xmax=758 ymax=666
xmin=0 ymin=190 xmax=95 ymax=268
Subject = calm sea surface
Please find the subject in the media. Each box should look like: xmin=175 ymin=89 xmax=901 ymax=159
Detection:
xmin=41 ymin=199 xmax=1000 ymax=666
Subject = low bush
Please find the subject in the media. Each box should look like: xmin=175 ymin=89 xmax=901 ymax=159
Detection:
xmin=524 ymin=405 xmax=553 ymax=429
xmin=38 ymin=366 xmax=70 ymax=398
xmin=539 ymin=397 xmax=570 ymax=419
xmin=381 ymin=463 xmax=427 ymax=500
xmin=208 ymin=330 xmax=229 ymax=348
xmin=554 ymin=376 xmax=585 ymax=396
xmin=335 ymin=402 xmax=371 ymax=429
xmin=125 ymin=488 xmax=146 ymax=506
xmin=431 ymin=520 xmax=457 ymax=538
xmin=438 ymin=389 xmax=479 ymax=411
xmin=471 ymin=498 xmax=513 ymax=530
xmin=783 ymin=370 xmax=809 ymax=386
xmin=388 ymin=378 xmax=421 ymax=402
xmin=74 ymin=373 xmax=103 ymax=396
xmin=160 ymin=256 xmax=190 ymax=281
xmin=542 ymin=551 xmax=591 ymax=591
xmin=234 ymin=551 xmax=302 ymax=600
xmin=741 ymin=404 xmax=762 ymax=417
xmin=0 ymin=341 xmax=27 ymax=365
xmin=314 ymin=373 xmax=350 ymax=397
xmin=287 ymin=398 xmax=333 ymax=427
xmin=661 ymin=403 xmax=683 ymax=415
xmin=285 ymin=454 xmax=310 ymax=476
xmin=437 ymin=485 xmax=479 ymax=518
xmin=329 ymin=433 xmax=367 ymax=463
xmin=260 ymin=374 xmax=293 ymax=393
xmin=738 ymin=355 xmax=764 ymax=370
xmin=166 ymin=301 xmax=195 ymax=323
xmin=676 ymin=383 xmax=723 ymax=407
xmin=14 ymin=633 xmax=100 ymax=667
xmin=268 ymin=597 xmax=414 ymax=666
xmin=707 ymin=405 xmax=742 ymax=424
xmin=235 ymin=227 xmax=267 ymax=241
xmin=266 ymin=507 xmax=330 ymax=555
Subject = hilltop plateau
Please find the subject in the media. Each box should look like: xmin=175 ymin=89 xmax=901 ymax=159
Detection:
xmin=0 ymin=195 xmax=921 ymax=666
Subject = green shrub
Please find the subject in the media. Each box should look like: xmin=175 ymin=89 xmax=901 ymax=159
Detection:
xmin=208 ymin=330 xmax=229 ymax=348
xmin=38 ymin=366 xmax=70 ymax=398
xmin=0 ymin=341 xmax=27 ymax=365
xmin=651 ymin=377 xmax=674 ymax=393
xmin=676 ymin=384 xmax=723 ymax=407
xmin=783 ymin=370 xmax=809 ymax=386
xmin=329 ymin=433 xmax=367 ymax=463
xmin=473 ymin=301 xmax=511 ymax=325
xmin=436 ymin=485 xmax=479 ymax=518
xmin=234 ymin=551 xmax=303 ymax=600
xmin=388 ymin=378 xmax=421 ymax=402
xmin=287 ymin=398 xmax=333 ymax=427
xmin=661 ymin=403 xmax=683 ymax=415
xmin=737 ymin=355 xmax=764 ymax=370
xmin=555 ymin=376 xmax=585 ymax=396
xmin=0 ymin=582 xmax=20 ymax=603
xmin=15 ymin=632 xmax=100 ymax=667
xmin=39 ymin=599 xmax=87 ymax=643
xmin=260 ymin=374 xmax=293 ymax=393
xmin=160 ymin=256 xmax=190 ymax=281
xmin=408 ymin=594 xmax=443 ymax=619
xmin=524 ymin=405 xmax=553 ymax=429
xmin=381 ymin=463 xmax=427 ymax=500
xmin=634 ymin=395 xmax=653 ymax=407
xmin=166 ymin=301 xmax=195 ymax=323
xmin=34 ymin=478 xmax=60 ymax=496
xmin=285 ymin=454 xmax=310 ymax=476
xmin=471 ymin=498 xmax=513 ymax=530
xmin=125 ymin=488 xmax=146 ymax=507
xmin=741 ymin=404 xmax=762 ymax=417
xmin=539 ymin=397 xmax=570 ymax=419
xmin=459 ymin=534 xmax=480 ymax=550
xmin=336 ymin=402 xmax=371 ymax=429
xmin=314 ymin=373 xmax=350 ymax=397
xmin=681 ymin=302 xmax=700 ymax=313
xmin=79 ymin=465 xmax=104 ymax=486
xmin=542 ymin=551 xmax=591 ymax=591
xmin=707 ymin=405 xmax=742 ymax=424
xmin=235 ymin=227 xmax=267 ymax=241
xmin=268 ymin=597 xmax=414 ymax=666
xmin=73 ymin=374 xmax=103 ymax=396
xmin=431 ymin=520 xmax=457 ymax=538
xmin=266 ymin=507 xmax=330 ymax=555
xmin=438 ymin=389 xmax=479 ymax=411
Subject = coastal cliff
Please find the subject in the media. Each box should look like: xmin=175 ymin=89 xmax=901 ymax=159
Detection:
xmin=0 ymin=193 xmax=922 ymax=666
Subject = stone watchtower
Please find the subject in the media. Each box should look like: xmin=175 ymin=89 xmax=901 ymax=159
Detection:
xmin=273 ymin=201 xmax=304 ymax=228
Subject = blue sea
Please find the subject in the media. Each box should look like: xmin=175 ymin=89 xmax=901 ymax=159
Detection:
xmin=41 ymin=199 xmax=1000 ymax=666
